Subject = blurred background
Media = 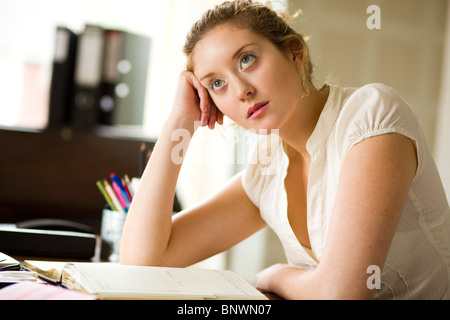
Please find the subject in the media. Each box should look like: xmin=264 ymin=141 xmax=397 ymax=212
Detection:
xmin=0 ymin=0 xmax=449 ymax=283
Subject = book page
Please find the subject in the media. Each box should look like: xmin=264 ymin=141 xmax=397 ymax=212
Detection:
xmin=23 ymin=260 xmax=68 ymax=282
xmin=64 ymin=263 xmax=266 ymax=300
xmin=0 ymin=252 xmax=20 ymax=270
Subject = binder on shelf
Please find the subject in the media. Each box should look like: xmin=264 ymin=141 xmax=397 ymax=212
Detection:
xmin=47 ymin=26 xmax=78 ymax=127
xmin=98 ymin=29 xmax=150 ymax=126
xmin=70 ymin=25 xmax=105 ymax=128
xmin=46 ymin=24 xmax=151 ymax=129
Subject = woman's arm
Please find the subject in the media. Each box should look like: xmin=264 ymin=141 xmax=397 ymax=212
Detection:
xmin=120 ymin=71 xmax=265 ymax=267
xmin=255 ymin=133 xmax=418 ymax=299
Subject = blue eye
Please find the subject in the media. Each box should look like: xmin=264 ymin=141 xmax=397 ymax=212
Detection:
xmin=209 ymin=79 xmax=226 ymax=91
xmin=240 ymin=54 xmax=255 ymax=70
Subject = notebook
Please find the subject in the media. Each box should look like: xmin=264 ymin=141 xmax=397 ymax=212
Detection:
xmin=24 ymin=261 xmax=267 ymax=300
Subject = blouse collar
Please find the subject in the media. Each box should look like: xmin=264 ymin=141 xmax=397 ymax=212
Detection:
xmin=306 ymin=84 xmax=342 ymax=156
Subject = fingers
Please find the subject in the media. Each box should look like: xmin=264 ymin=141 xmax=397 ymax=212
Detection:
xmin=208 ymin=95 xmax=224 ymax=128
xmin=190 ymin=74 xmax=210 ymax=126
xmin=187 ymin=71 xmax=223 ymax=130
xmin=208 ymin=100 xmax=217 ymax=129
xmin=216 ymin=108 xmax=224 ymax=126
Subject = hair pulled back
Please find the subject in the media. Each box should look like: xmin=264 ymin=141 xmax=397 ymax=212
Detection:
xmin=183 ymin=0 xmax=313 ymax=88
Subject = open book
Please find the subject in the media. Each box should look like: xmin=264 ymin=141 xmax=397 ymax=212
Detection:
xmin=23 ymin=261 xmax=267 ymax=300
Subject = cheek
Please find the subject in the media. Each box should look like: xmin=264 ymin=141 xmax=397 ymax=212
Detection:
xmin=212 ymin=93 xmax=232 ymax=110
xmin=214 ymin=98 xmax=246 ymax=126
xmin=263 ymin=56 xmax=302 ymax=96
xmin=211 ymin=96 xmax=236 ymax=119
xmin=272 ymin=67 xmax=300 ymax=93
xmin=210 ymin=95 xmax=225 ymax=113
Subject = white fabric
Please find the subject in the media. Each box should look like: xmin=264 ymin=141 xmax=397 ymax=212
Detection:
xmin=242 ymin=83 xmax=450 ymax=299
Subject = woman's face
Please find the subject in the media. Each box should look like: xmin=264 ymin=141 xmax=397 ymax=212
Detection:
xmin=191 ymin=24 xmax=304 ymax=134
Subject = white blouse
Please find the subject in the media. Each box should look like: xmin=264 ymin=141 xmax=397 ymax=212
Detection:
xmin=242 ymin=83 xmax=450 ymax=299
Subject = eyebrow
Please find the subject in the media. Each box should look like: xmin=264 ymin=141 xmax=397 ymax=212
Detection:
xmin=199 ymin=43 xmax=257 ymax=82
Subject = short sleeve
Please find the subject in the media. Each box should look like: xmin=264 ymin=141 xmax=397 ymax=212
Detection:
xmin=334 ymin=83 xmax=425 ymax=177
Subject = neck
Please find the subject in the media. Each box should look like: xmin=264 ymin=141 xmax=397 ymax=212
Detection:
xmin=279 ymin=83 xmax=329 ymax=158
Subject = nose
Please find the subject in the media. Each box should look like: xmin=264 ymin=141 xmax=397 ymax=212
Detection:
xmin=233 ymin=76 xmax=255 ymax=101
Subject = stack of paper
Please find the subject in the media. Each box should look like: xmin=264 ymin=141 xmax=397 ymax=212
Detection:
xmin=24 ymin=261 xmax=267 ymax=300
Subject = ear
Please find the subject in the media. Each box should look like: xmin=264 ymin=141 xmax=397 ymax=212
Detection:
xmin=287 ymin=40 xmax=304 ymax=70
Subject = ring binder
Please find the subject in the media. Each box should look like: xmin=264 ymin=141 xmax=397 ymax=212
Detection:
xmin=47 ymin=26 xmax=78 ymax=127
xmin=47 ymin=24 xmax=151 ymax=129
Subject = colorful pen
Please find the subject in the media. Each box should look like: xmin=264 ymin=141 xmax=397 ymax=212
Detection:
xmin=110 ymin=173 xmax=132 ymax=203
xmin=112 ymin=181 xmax=130 ymax=209
xmin=96 ymin=180 xmax=117 ymax=211
xmin=124 ymin=175 xmax=135 ymax=197
xmin=103 ymin=180 xmax=126 ymax=214
xmin=121 ymin=177 xmax=133 ymax=201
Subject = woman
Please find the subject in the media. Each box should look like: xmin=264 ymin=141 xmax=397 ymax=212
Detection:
xmin=120 ymin=0 xmax=450 ymax=299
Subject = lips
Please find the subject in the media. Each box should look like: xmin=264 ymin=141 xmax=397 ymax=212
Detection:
xmin=247 ymin=102 xmax=269 ymax=119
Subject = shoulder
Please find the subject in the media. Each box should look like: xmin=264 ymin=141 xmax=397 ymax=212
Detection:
xmin=348 ymin=83 xmax=417 ymax=122
xmin=339 ymin=83 xmax=415 ymax=126
xmin=334 ymin=83 xmax=420 ymax=152
xmin=347 ymin=82 xmax=399 ymax=100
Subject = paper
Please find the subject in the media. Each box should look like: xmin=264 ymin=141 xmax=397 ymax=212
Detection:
xmin=62 ymin=263 xmax=267 ymax=300
xmin=23 ymin=260 xmax=68 ymax=282
xmin=0 ymin=252 xmax=20 ymax=270
xmin=0 ymin=271 xmax=40 ymax=283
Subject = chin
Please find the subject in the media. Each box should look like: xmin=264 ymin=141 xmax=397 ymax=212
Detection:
xmin=243 ymin=126 xmax=280 ymax=136
xmin=258 ymin=128 xmax=278 ymax=136
xmin=253 ymin=119 xmax=282 ymax=136
xmin=235 ymin=117 xmax=282 ymax=135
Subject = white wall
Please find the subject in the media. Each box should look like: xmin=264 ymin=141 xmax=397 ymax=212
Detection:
xmin=435 ymin=4 xmax=450 ymax=200
xmin=290 ymin=0 xmax=447 ymax=149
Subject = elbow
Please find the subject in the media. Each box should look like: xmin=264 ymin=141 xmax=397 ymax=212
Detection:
xmin=119 ymin=224 xmax=167 ymax=266
xmin=314 ymin=286 xmax=375 ymax=300
xmin=118 ymin=247 xmax=143 ymax=266
xmin=119 ymin=242 xmax=165 ymax=266
xmin=119 ymin=250 xmax=139 ymax=266
xmin=119 ymin=239 xmax=160 ymax=267
xmin=118 ymin=234 xmax=141 ymax=265
xmin=119 ymin=238 xmax=171 ymax=267
xmin=288 ymin=285 xmax=375 ymax=300
xmin=285 ymin=268 xmax=376 ymax=300
xmin=119 ymin=252 xmax=165 ymax=267
xmin=311 ymin=272 xmax=376 ymax=300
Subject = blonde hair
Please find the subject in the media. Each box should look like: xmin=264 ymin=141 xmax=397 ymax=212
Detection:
xmin=183 ymin=0 xmax=313 ymax=90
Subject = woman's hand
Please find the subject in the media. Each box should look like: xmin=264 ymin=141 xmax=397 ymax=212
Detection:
xmin=254 ymin=263 xmax=291 ymax=294
xmin=171 ymin=71 xmax=223 ymax=130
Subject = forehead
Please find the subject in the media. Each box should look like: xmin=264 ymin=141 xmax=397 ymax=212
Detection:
xmin=191 ymin=25 xmax=268 ymax=74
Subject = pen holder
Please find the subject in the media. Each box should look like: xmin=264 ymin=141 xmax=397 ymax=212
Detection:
xmin=100 ymin=209 xmax=127 ymax=262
